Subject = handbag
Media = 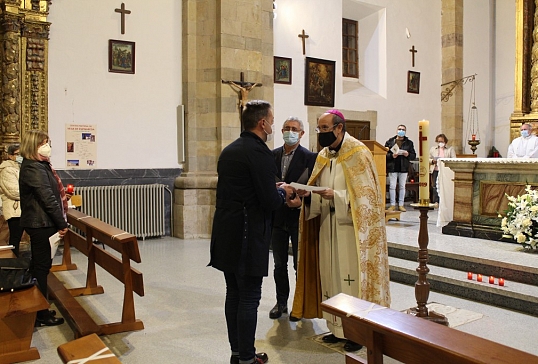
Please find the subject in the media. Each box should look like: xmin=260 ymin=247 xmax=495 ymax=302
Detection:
xmin=0 ymin=257 xmax=35 ymax=292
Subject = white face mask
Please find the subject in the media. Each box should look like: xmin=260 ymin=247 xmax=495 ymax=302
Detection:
xmin=283 ymin=131 xmax=300 ymax=146
xmin=15 ymin=155 xmax=23 ymax=164
xmin=438 ymin=142 xmax=445 ymax=148
xmin=264 ymin=122 xmax=274 ymax=142
xmin=38 ymin=143 xmax=51 ymax=158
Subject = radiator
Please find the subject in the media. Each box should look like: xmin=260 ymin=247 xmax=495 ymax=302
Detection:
xmin=76 ymin=184 xmax=166 ymax=239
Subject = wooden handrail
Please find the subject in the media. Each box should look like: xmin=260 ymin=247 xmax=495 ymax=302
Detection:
xmin=49 ymin=209 xmax=144 ymax=337
xmin=321 ymin=293 xmax=537 ymax=364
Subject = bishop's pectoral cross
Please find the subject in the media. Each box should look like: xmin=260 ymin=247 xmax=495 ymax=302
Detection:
xmin=222 ymin=72 xmax=262 ymax=131
xmin=115 ymin=3 xmax=131 ymax=34
xmin=409 ymin=45 xmax=417 ymax=67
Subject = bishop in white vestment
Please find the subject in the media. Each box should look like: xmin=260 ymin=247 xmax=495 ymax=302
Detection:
xmin=291 ymin=110 xmax=391 ymax=345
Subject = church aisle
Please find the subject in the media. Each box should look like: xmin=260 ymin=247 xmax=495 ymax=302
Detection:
xmin=29 ymin=229 xmax=538 ymax=363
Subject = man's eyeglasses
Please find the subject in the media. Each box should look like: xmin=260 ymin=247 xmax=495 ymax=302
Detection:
xmin=283 ymin=126 xmax=301 ymax=132
xmin=397 ymin=128 xmax=406 ymax=131
xmin=315 ymin=124 xmax=339 ymax=133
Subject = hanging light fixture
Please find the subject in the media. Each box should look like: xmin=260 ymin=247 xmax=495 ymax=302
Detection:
xmin=466 ymin=75 xmax=480 ymax=154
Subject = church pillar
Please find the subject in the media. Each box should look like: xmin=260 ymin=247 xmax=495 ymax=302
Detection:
xmin=510 ymin=0 xmax=538 ymax=141
xmin=441 ymin=0 xmax=464 ymax=154
xmin=175 ymin=0 xmax=274 ymax=238
xmin=0 ymin=0 xmax=50 ymax=156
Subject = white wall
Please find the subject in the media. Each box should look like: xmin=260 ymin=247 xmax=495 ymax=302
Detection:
xmin=274 ymin=0 xmax=516 ymax=157
xmin=47 ymin=0 xmax=182 ymax=169
xmin=274 ymin=0 xmax=442 ymax=151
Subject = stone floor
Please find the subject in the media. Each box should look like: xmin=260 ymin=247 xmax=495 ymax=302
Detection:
xmin=24 ymin=205 xmax=538 ymax=363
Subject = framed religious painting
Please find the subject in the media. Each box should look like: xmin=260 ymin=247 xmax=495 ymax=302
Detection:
xmin=304 ymin=57 xmax=335 ymax=107
xmin=274 ymin=56 xmax=292 ymax=84
xmin=407 ymin=70 xmax=420 ymax=94
xmin=108 ymin=39 xmax=135 ymax=74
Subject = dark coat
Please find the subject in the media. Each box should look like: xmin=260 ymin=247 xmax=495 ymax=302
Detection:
xmin=272 ymin=144 xmax=317 ymax=227
xmin=19 ymin=159 xmax=67 ymax=230
xmin=209 ymin=131 xmax=285 ymax=277
xmin=385 ymin=136 xmax=416 ymax=173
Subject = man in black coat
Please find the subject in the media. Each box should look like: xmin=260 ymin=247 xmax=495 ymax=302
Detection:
xmin=384 ymin=124 xmax=416 ymax=212
xmin=209 ymin=100 xmax=298 ymax=364
xmin=269 ymin=116 xmax=316 ymax=320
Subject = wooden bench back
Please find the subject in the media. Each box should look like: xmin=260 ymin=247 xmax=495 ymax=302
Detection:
xmin=50 ymin=209 xmax=145 ymax=337
xmin=321 ymin=293 xmax=537 ymax=364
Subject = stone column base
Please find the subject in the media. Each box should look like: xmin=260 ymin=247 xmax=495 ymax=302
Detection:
xmin=174 ymin=173 xmax=218 ymax=239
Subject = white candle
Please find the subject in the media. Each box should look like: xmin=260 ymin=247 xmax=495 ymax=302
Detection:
xmin=418 ymin=119 xmax=430 ymax=205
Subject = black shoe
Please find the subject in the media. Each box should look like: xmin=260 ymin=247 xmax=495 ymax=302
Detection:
xmin=321 ymin=334 xmax=343 ymax=344
xmin=48 ymin=309 xmax=56 ymax=316
xmin=288 ymin=315 xmax=301 ymax=322
xmin=343 ymin=340 xmax=363 ymax=352
xmin=269 ymin=303 xmax=287 ymax=319
xmin=230 ymin=352 xmax=268 ymax=364
xmin=35 ymin=315 xmax=65 ymax=327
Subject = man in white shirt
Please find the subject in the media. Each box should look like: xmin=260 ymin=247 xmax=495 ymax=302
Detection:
xmin=507 ymin=123 xmax=538 ymax=158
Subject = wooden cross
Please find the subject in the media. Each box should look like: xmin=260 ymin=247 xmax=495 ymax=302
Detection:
xmin=222 ymin=72 xmax=262 ymax=131
xmin=115 ymin=3 xmax=131 ymax=35
xmin=343 ymin=274 xmax=355 ymax=286
xmin=298 ymin=29 xmax=309 ymax=55
xmin=409 ymin=45 xmax=417 ymax=67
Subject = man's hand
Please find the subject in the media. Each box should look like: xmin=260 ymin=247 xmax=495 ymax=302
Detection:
xmin=286 ymin=193 xmax=302 ymax=208
xmin=313 ymin=188 xmax=334 ymax=200
xmin=402 ymin=150 xmax=409 ymax=157
xmin=280 ymin=183 xmax=296 ymax=201
xmin=58 ymin=228 xmax=68 ymax=238
xmin=296 ymin=189 xmax=310 ymax=198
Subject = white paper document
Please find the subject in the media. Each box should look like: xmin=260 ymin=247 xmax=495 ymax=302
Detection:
xmin=290 ymin=182 xmax=328 ymax=192
xmin=49 ymin=232 xmax=61 ymax=259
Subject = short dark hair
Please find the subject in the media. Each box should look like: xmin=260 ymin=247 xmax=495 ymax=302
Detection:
xmin=329 ymin=113 xmax=346 ymax=132
xmin=436 ymin=133 xmax=448 ymax=143
xmin=7 ymin=143 xmax=20 ymax=155
xmin=242 ymin=100 xmax=272 ymax=131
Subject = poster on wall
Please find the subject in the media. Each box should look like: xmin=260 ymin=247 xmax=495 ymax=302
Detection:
xmin=65 ymin=124 xmax=97 ymax=168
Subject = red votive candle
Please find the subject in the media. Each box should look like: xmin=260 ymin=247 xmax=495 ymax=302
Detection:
xmin=477 ymin=274 xmax=482 ymax=282
xmin=489 ymin=276 xmax=494 ymax=284
xmin=499 ymin=278 xmax=505 ymax=286
xmin=472 ymin=134 xmax=476 ymax=141
xmin=467 ymin=272 xmax=473 ymax=280
xmin=66 ymin=184 xmax=74 ymax=194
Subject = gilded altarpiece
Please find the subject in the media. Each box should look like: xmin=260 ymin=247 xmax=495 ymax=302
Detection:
xmin=0 ymin=0 xmax=50 ymax=154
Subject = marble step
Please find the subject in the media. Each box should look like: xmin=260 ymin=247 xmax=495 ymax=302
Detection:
xmin=388 ymin=241 xmax=538 ymax=286
xmin=389 ymin=256 xmax=538 ymax=317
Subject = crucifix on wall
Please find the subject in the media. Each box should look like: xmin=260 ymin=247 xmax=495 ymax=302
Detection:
xmin=409 ymin=45 xmax=417 ymax=67
xmin=298 ymin=29 xmax=309 ymax=55
xmin=222 ymin=72 xmax=262 ymax=131
xmin=115 ymin=3 xmax=131 ymax=34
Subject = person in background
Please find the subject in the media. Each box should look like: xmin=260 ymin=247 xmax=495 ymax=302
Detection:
xmin=291 ymin=110 xmax=391 ymax=352
xmin=429 ymin=134 xmax=456 ymax=208
xmin=385 ymin=125 xmax=416 ymax=212
xmin=209 ymin=101 xmax=298 ymax=364
xmin=19 ymin=130 xmax=67 ymax=327
xmin=269 ymin=116 xmax=316 ymax=320
xmin=0 ymin=143 xmax=23 ymax=256
xmin=507 ymin=123 xmax=538 ymax=158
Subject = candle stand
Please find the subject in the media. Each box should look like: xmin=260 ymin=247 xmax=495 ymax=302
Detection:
xmin=406 ymin=204 xmax=449 ymax=326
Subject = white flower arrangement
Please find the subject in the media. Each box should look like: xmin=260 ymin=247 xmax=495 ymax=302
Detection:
xmin=501 ymin=185 xmax=538 ymax=249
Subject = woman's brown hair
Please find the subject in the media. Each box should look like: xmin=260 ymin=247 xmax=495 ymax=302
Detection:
xmin=20 ymin=130 xmax=48 ymax=160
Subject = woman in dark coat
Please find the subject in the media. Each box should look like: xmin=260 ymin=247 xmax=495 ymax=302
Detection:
xmin=20 ymin=129 xmax=67 ymax=327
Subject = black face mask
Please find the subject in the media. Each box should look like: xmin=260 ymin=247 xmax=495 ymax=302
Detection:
xmin=318 ymin=130 xmax=338 ymax=147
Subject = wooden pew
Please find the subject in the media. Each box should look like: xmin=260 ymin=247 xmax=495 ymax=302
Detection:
xmin=48 ymin=209 xmax=145 ymax=338
xmin=57 ymin=333 xmax=121 ymax=363
xmin=321 ymin=293 xmax=538 ymax=364
xmin=1 ymin=249 xmax=50 ymax=363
